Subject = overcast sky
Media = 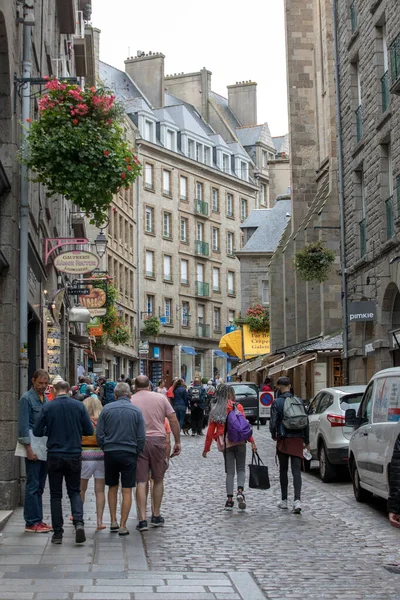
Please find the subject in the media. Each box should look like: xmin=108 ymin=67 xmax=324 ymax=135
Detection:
xmin=91 ymin=0 xmax=288 ymax=137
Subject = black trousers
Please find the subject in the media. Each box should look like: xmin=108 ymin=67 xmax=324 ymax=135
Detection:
xmin=191 ymin=406 xmax=204 ymax=434
xmin=277 ymin=451 xmax=302 ymax=501
xmin=47 ymin=454 xmax=83 ymax=535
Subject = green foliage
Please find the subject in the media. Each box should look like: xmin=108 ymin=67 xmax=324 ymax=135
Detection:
xmin=294 ymin=241 xmax=336 ymax=283
xmin=23 ymin=79 xmax=141 ymax=226
xmin=90 ymin=279 xmax=131 ymax=347
xmin=142 ymin=316 xmax=160 ymax=337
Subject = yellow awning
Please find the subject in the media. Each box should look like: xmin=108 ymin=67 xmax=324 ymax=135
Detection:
xmin=219 ymin=330 xmax=243 ymax=359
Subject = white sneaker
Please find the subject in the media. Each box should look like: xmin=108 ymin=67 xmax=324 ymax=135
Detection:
xmin=292 ymin=500 xmax=302 ymax=514
xmin=277 ymin=499 xmax=288 ymax=510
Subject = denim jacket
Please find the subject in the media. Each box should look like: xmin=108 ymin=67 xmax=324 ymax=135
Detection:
xmin=18 ymin=387 xmax=48 ymax=445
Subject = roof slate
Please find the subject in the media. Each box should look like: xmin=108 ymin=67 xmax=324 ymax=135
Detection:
xmin=239 ymin=199 xmax=291 ymax=253
xmin=210 ymin=91 xmax=242 ymax=129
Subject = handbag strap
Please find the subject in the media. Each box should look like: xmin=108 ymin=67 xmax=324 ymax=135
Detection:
xmin=252 ymin=450 xmax=264 ymax=466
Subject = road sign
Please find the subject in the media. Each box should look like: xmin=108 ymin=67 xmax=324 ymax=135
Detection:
xmin=259 ymin=391 xmax=274 ymax=418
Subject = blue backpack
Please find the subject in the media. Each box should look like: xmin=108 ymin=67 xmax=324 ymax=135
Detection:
xmin=225 ymin=404 xmax=253 ymax=443
xmin=103 ymin=381 xmax=116 ymax=405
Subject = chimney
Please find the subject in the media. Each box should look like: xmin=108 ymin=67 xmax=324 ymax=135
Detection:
xmin=227 ymin=81 xmax=257 ymax=127
xmin=124 ymin=52 xmax=165 ymax=108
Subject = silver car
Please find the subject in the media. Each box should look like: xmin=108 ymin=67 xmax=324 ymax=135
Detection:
xmin=307 ymin=386 xmax=366 ymax=482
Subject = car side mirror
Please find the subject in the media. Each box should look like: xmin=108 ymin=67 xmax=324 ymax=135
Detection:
xmin=345 ymin=408 xmax=357 ymax=428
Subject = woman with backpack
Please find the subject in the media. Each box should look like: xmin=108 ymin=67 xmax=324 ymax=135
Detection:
xmin=202 ymin=384 xmax=257 ymax=511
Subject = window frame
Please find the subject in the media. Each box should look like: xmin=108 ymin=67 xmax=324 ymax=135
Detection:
xmin=145 ymin=250 xmax=155 ymax=278
xmin=212 ymin=188 xmax=219 ymax=213
xmin=163 ymin=254 xmax=172 ymax=283
xmin=163 ymin=169 xmax=172 ymax=196
xmin=180 ymin=217 xmax=188 ymax=243
xmin=226 ymin=193 xmax=234 ymax=217
xmin=180 ymin=258 xmax=189 ymax=285
xmin=144 ymin=163 xmax=154 ymax=191
xmin=145 ymin=205 xmax=154 ymax=234
xmin=163 ymin=212 xmax=172 ymax=240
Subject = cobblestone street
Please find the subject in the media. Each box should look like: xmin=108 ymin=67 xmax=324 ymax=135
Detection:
xmin=0 ymin=430 xmax=399 ymax=599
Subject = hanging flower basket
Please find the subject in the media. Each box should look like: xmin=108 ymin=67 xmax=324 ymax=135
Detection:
xmin=90 ymin=279 xmax=131 ymax=347
xmin=142 ymin=316 xmax=160 ymax=337
xmin=234 ymin=304 xmax=269 ymax=333
xmin=23 ymin=79 xmax=141 ymax=226
xmin=293 ymin=241 xmax=336 ymax=283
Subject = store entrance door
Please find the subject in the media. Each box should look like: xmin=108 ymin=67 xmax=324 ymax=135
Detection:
xmin=150 ymin=361 xmax=163 ymax=386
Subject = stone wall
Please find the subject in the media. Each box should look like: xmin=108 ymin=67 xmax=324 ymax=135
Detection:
xmin=337 ymin=0 xmax=400 ymax=383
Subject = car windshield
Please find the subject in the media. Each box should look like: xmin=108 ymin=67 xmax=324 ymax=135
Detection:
xmin=340 ymin=393 xmax=363 ymax=411
xmin=230 ymin=385 xmax=257 ymax=395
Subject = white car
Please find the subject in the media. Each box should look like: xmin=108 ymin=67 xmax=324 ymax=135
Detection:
xmin=346 ymin=368 xmax=400 ymax=503
xmin=307 ymin=385 xmax=366 ymax=482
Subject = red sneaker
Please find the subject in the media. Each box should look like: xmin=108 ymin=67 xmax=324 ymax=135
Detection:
xmin=24 ymin=523 xmax=52 ymax=533
xmin=41 ymin=522 xmax=53 ymax=531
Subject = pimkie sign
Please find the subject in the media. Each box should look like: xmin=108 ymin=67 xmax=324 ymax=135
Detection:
xmin=54 ymin=251 xmax=99 ymax=275
xmin=348 ymin=301 xmax=376 ymax=322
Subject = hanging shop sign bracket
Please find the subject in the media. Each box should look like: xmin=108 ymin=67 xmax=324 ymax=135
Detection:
xmin=44 ymin=237 xmax=89 ymax=265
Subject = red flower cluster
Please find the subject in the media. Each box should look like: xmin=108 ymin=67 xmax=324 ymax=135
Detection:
xmin=245 ymin=304 xmax=266 ymax=318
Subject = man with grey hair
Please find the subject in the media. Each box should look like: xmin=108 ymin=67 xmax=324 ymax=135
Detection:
xmin=96 ymin=382 xmax=146 ymax=536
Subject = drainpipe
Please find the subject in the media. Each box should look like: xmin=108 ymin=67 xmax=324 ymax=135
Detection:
xmin=332 ymin=0 xmax=349 ymax=384
xmin=136 ymin=142 xmax=141 ymax=374
xmin=20 ymin=3 xmax=34 ymax=397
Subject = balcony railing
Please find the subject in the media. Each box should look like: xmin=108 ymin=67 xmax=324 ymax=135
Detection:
xmin=181 ymin=278 xmax=189 ymax=285
xmin=197 ymin=323 xmax=210 ymax=338
xmin=355 ymin=105 xmax=363 ymax=143
xmin=350 ymin=0 xmax=357 ymax=33
xmin=196 ymin=199 xmax=209 ymax=216
xmin=386 ymin=195 xmax=394 ymax=239
xmin=145 ymin=270 xmax=155 ymax=278
xmin=381 ymin=71 xmax=390 ymax=112
xmin=195 ymin=281 xmax=210 ymax=297
xmin=359 ymin=218 xmax=366 ymax=257
xmin=389 ymin=33 xmax=400 ymax=94
xmin=195 ymin=240 xmax=209 ymax=256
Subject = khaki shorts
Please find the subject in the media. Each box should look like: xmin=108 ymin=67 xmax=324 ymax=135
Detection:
xmin=136 ymin=437 xmax=168 ymax=483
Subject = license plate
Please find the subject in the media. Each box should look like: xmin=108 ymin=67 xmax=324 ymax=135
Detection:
xmin=244 ymin=409 xmax=253 ymax=415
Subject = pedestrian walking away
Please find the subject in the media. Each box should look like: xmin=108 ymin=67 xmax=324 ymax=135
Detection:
xmin=131 ymin=375 xmax=181 ymax=532
xmin=81 ymin=396 xmax=106 ymax=531
xmin=203 ymin=384 xmax=256 ymax=511
xmin=188 ymin=378 xmax=206 ymax=435
xmin=33 ymin=380 xmax=94 ymax=544
xmin=96 ymin=382 xmax=146 ymax=536
xmin=269 ymin=376 xmax=310 ymax=514
xmin=18 ymin=369 xmax=52 ymax=533
xmin=172 ymin=378 xmax=189 ymax=430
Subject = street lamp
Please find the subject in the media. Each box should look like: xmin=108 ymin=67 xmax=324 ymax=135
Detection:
xmin=94 ymin=230 xmax=108 ymax=258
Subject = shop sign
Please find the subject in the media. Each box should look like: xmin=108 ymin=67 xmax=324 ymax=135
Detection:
xmin=139 ymin=340 xmax=149 ymax=355
xmin=67 ymin=287 xmax=91 ymax=295
xmin=79 ymin=286 xmax=107 ymax=317
xmin=153 ymin=347 xmax=160 ymax=359
xmin=243 ymin=324 xmax=270 ymax=357
xmin=88 ymin=324 xmax=103 ymax=337
xmin=348 ymin=301 xmax=376 ymax=322
xmin=54 ymin=251 xmax=99 ymax=275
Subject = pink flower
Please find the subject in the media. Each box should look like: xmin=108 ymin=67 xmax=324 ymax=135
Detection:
xmin=68 ymin=89 xmax=83 ymax=101
xmin=103 ymin=150 xmax=109 ymax=156
xmin=127 ymin=165 xmax=132 ymax=171
xmin=121 ymin=172 xmax=126 ymax=179
xmin=72 ymin=119 xmax=79 ymax=125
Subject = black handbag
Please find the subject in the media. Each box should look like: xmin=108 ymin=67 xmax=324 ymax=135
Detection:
xmin=248 ymin=451 xmax=270 ymax=490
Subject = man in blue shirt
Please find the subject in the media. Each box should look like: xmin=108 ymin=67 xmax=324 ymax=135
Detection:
xmin=34 ymin=380 xmax=94 ymax=545
xmin=18 ymin=369 xmax=51 ymax=533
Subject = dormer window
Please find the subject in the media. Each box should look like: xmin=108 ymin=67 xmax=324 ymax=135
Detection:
xmin=196 ymin=143 xmax=203 ymax=162
xmin=188 ymin=139 xmax=195 ymax=159
xmin=166 ymin=129 xmax=175 ymax=151
xmin=144 ymin=120 xmax=153 ymax=142
xmin=240 ymin=161 xmax=248 ymax=181
xmin=222 ymin=154 xmax=230 ymax=174
xmin=204 ymin=147 xmax=211 ymax=165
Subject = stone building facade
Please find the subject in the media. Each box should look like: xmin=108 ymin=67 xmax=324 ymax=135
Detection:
xmin=336 ymin=0 xmax=400 ymax=382
xmin=0 ymin=0 xmax=96 ymax=508
xmin=267 ymin=0 xmax=343 ymax=398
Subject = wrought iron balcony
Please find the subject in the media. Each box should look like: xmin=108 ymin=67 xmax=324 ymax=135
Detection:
xmin=197 ymin=323 xmax=210 ymax=337
xmin=195 ymin=281 xmax=210 ymax=297
xmin=381 ymin=71 xmax=390 ymax=112
xmin=386 ymin=195 xmax=394 ymax=239
xmin=355 ymin=105 xmax=363 ymax=143
xmin=195 ymin=240 xmax=209 ymax=256
xmin=389 ymin=33 xmax=400 ymax=94
xmin=196 ymin=199 xmax=209 ymax=216
xmin=359 ymin=218 xmax=366 ymax=257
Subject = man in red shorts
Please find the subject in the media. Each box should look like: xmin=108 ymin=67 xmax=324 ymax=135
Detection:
xmin=132 ymin=375 xmax=181 ymax=531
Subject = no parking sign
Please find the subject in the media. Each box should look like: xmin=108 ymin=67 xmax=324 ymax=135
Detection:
xmin=259 ymin=391 xmax=274 ymax=417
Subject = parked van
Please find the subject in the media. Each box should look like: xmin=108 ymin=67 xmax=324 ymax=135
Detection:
xmin=346 ymin=368 xmax=400 ymax=503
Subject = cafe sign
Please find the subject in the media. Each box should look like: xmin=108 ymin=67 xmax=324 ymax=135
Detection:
xmin=79 ymin=285 xmax=107 ymax=317
xmin=243 ymin=324 xmax=270 ymax=357
xmin=54 ymin=251 xmax=99 ymax=275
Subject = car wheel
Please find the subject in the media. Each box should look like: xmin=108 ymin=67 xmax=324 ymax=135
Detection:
xmin=260 ymin=418 xmax=267 ymax=426
xmin=318 ymin=442 xmax=336 ymax=483
xmin=352 ymin=462 xmax=373 ymax=503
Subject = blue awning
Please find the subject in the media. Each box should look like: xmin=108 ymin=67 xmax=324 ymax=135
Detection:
xmin=214 ymin=350 xmax=229 ymax=358
xmin=181 ymin=346 xmax=197 ymax=355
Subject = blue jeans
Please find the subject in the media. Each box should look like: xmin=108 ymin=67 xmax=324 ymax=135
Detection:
xmin=47 ymin=454 xmax=84 ymax=535
xmin=175 ymin=406 xmax=186 ymax=429
xmin=24 ymin=459 xmax=48 ymax=526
